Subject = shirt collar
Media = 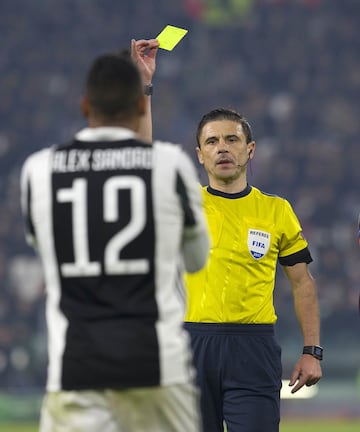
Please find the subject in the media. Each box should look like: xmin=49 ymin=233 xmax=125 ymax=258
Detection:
xmin=207 ymin=183 xmax=252 ymax=199
xmin=75 ymin=127 xmax=137 ymax=142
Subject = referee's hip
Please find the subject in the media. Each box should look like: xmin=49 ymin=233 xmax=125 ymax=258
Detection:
xmin=184 ymin=322 xmax=274 ymax=335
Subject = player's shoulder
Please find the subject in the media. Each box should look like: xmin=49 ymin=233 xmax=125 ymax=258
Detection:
xmin=22 ymin=146 xmax=55 ymax=172
xmin=152 ymin=140 xmax=193 ymax=166
xmin=153 ymin=139 xmax=182 ymax=154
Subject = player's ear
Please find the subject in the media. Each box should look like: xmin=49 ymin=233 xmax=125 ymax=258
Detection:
xmin=80 ymin=96 xmax=90 ymax=118
xmin=196 ymin=146 xmax=204 ymax=165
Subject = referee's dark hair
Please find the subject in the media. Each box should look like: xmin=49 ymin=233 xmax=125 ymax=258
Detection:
xmin=196 ymin=108 xmax=253 ymax=147
xmin=83 ymin=51 xmax=144 ymax=121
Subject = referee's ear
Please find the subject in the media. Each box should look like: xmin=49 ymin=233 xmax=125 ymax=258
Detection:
xmin=80 ymin=96 xmax=90 ymax=119
xmin=196 ymin=146 xmax=204 ymax=165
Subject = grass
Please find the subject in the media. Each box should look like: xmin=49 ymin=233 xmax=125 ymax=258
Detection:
xmin=1 ymin=420 xmax=360 ymax=432
xmin=281 ymin=419 xmax=360 ymax=432
xmin=0 ymin=425 xmax=38 ymax=432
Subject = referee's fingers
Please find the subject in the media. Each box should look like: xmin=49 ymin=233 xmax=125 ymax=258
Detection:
xmin=290 ymin=377 xmax=307 ymax=393
xmin=289 ymin=369 xmax=306 ymax=393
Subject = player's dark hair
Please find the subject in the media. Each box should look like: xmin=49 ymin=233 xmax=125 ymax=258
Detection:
xmin=85 ymin=52 xmax=143 ymax=119
xmin=196 ymin=108 xmax=253 ymax=147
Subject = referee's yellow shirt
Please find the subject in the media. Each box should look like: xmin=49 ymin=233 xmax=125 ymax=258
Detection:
xmin=184 ymin=185 xmax=309 ymax=324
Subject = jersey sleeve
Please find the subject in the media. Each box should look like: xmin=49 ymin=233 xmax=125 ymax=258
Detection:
xmin=176 ymin=150 xmax=210 ymax=273
xmin=20 ymin=155 xmax=37 ymax=248
xmin=20 ymin=148 xmax=53 ymax=250
xmin=278 ymin=198 xmax=310 ymax=260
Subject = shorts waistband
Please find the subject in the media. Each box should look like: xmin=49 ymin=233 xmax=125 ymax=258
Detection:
xmin=184 ymin=322 xmax=274 ymax=335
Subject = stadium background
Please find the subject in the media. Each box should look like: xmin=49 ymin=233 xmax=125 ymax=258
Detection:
xmin=1 ymin=0 xmax=359 ymax=429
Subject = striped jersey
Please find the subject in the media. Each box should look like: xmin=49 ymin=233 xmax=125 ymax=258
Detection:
xmin=184 ymin=184 xmax=312 ymax=324
xmin=20 ymin=127 xmax=209 ymax=392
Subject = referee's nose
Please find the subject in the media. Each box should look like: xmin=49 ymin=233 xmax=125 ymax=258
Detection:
xmin=217 ymin=138 xmax=229 ymax=152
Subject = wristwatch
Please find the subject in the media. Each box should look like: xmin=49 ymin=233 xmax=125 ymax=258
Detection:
xmin=302 ymin=345 xmax=323 ymax=361
xmin=144 ymin=83 xmax=153 ymax=96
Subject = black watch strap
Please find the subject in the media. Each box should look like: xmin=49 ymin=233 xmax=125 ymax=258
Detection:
xmin=303 ymin=345 xmax=323 ymax=361
xmin=144 ymin=83 xmax=153 ymax=96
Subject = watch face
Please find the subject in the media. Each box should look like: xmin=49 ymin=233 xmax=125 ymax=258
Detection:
xmin=314 ymin=346 xmax=323 ymax=360
xmin=144 ymin=84 xmax=153 ymax=96
xmin=314 ymin=346 xmax=322 ymax=357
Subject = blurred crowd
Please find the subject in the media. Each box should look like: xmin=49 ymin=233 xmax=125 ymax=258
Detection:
xmin=1 ymin=0 xmax=359 ymax=387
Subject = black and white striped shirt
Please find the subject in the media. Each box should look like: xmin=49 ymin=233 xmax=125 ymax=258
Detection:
xmin=20 ymin=127 xmax=209 ymax=391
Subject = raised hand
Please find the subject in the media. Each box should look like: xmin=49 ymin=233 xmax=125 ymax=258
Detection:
xmin=131 ymin=38 xmax=159 ymax=85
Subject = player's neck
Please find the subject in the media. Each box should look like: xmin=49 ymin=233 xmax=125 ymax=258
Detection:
xmin=87 ymin=116 xmax=140 ymax=132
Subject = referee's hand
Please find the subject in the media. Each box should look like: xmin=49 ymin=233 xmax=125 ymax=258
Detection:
xmin=288 ymin=354 xmax=322 ymax=393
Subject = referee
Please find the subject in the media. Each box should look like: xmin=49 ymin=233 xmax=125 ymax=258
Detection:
xmin=183 ymin=108 xmax=323 ymax=432
xmin=20 ymin=50 xmax=209 ymax=431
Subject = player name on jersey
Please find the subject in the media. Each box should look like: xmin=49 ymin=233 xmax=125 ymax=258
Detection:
xmin=52 ymin=147 xmax=153 ymax=173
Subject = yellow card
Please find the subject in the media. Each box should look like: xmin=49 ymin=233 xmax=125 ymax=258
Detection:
xmin=156 ymin=25 xmax=188 ymax=51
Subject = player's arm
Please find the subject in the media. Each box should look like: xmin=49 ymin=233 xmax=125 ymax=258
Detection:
xmin=283 ymin=262 xmax=322 ymax=393
xmin=176 ymin=151 xmax=209 ymax=273
xmin=20 ymin=157 xmax=37 ymax=249
xmin=131 ymin=38 xmax=159 ymax=143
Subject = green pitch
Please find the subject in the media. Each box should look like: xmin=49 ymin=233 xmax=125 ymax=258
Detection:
xmin=2 ymin=420 xmax=360 ymax=432
xmin=281 ymin=420 xmax=360 ymax=432
xmin=0 ymin=425 xmax=37 ymax=432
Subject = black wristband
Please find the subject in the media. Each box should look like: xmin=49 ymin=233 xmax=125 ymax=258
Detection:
xmin=303 ymin=345 xmax=323 ymax=361
xmin=144 ymin=83 xmax=153 ymax=96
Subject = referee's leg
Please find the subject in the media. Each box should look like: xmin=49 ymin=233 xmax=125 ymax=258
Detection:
xmin=224 ymin=388 xmax=280 ymax=432
xmin=222 ymin=329 xmax=282 ymax=432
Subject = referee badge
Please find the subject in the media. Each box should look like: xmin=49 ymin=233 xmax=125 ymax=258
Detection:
xmin=248 ymin=229 xmax=270 ymax=259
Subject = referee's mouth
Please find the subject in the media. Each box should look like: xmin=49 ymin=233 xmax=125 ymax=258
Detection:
xmin=216 ymin=157 xmax=234 ymax=166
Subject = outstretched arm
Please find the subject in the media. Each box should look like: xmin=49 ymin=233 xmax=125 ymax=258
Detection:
xmin=283 ymin=262 xmax=322 ymax=393
xmin=131 ymin=38 xmax=159 ymax=142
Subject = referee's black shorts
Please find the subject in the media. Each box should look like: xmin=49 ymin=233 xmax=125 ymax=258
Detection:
xmin=184 ymin=322 xmax=282 ymax=432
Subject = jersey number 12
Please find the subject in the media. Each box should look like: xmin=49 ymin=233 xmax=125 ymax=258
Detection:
xmin=56 ymin=176 xmax=150 ymax=277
